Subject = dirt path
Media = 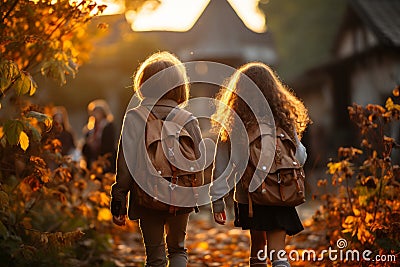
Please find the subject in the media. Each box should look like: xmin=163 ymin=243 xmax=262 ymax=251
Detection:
xmin=109 ymin=202 xmax=323 ymax=267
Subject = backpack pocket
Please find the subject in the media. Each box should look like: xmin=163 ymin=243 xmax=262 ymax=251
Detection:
xmin=250 ymin=166 xmax=306 ymax=206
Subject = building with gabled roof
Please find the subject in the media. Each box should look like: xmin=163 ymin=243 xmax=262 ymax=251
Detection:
xmin=132 ymin=0 xmax=276 ymax=67
xmin=294 ymin=0 xmax=400 ymax=165
xmin=175 ymin=0 xmax=276 ymax=65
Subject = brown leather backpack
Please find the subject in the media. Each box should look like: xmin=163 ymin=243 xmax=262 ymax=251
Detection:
xmin=242 ymin=124 xmax=306 ymax=217
xmin=131 ymin=106 xmax=202 ymax=213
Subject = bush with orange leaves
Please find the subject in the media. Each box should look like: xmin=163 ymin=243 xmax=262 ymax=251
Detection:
xmin=0 ymin=1 xmax=152 ymax=265
xmin=0 ymin=103 xmax=117 ymax=266
xmin=313 ymin=88 xmax=400 ymax=266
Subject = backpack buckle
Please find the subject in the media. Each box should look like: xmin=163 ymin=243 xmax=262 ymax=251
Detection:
xmin=169 ymin=182 xmax=177 ymax=190
xmin=169 ymin=175 xmax=178 ymax=190
xmin=168 ymin=147 xmax=174 ymax=158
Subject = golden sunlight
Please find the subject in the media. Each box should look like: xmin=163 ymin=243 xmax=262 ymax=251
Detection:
xmin=228 ymin=0 xmax=266 ymax=33
xmin=122 ymin=0 xmax=266 ymax=32
xmin=125 ymin=0 xmax=208 ymax=32
xmin=94 ymin=0 xmax=125 ymax=15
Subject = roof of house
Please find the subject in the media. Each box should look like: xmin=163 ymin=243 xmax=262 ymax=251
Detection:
xmin=350 ymin=0 xmax=400 ymax=46
xmin=138 ymin=0 xmax=276 ymax=65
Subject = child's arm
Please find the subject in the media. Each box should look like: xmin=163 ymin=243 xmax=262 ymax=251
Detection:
xmin=209 ymin=136 xmax=232 ymax=223
xmin=110 ymin=145 xmax=133 ymax=217
xmin=184 ymin=116 xmax=205 ymax=185
xmin=293 ymin=130 xmax=307 ymax=166
xmin=110 ymin=112 xmax=139 ymax=223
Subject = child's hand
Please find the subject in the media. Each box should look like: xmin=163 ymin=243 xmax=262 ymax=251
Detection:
xmin=113 ymin=215 xmax=126 ymax=226
xmin=214 ymin=211 xmax=226 ymax=225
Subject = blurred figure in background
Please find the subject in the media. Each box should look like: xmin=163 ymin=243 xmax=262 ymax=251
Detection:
xmin=52 ymin=106 xmax=77 ymax=158
xmin=82 ymin=99 xmax=116 ymax=173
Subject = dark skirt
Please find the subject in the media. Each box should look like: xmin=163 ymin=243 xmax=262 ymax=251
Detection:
xmin=234 ymin=202 xmax=304 ymax=236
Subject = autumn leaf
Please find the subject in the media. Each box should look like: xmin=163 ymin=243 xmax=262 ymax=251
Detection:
xmin=29 ymin=77 xmax=37 ymax=96
xmin=13 ymin=72 xmax=31 ymax=96
xmin=89 ymin=192 xmax=110 ymax=206
xmin=30 ymin=156 xmax=47 ymax=167
xmin=26 ymin=111 xmax=52 ymax=130
xmin=365 ymin=213 xmax=374 ymax=225
xmin=24 ymin=175 xmax=40 ymax=192
xmin=352 ymin=207 xmax=361 ymax=216
xmin=386 ymin=97 xmax=400 ymax=111
xmin=19 ymin=131 xmax=29 ymax=151
xmin=4 ymin=120 xmax=24 ymax=145
xmin=97 ymin=208 xmax=112 ymax=221
xmin=197 ymin=241 xmax=209 ymax=250
xmin=393 ymin=87 xmax=399 ymax=97
xmin=327 ymin=162 xmax=342 ymax=174
xmin=0 ymin=60 xmax=19 ymax=92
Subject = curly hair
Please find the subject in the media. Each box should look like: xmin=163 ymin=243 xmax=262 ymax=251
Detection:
xmin=212 ymin=62 xmax=310 ymax=142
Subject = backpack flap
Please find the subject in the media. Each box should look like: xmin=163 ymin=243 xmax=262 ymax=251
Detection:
xmin=146 ymin=119 xmax=174 ymax=177
xmin=169 ymin=110 xmax=200 ymax=176
xmin=161 ymin=120 xmax=199 ymax=176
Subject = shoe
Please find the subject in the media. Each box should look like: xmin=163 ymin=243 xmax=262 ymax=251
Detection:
xmin=272 ymin=259 xmax=291 ymax=267
xmin=249 ymin=257 xmax=267 ymax=266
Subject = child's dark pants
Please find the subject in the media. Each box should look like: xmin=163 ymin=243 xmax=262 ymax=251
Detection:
xmin=139 ymin=212 xmax=189 ymax=267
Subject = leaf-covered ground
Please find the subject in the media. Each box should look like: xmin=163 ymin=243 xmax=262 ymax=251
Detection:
xmin=108 ymin=201 xmax=323 ymax=267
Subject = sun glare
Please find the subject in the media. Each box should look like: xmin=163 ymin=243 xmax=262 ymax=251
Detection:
xmin=228 ymin=0 xmax=266 ymax=33
xmin=95 ymin=0 xmax=266 ymax=33
xmin=94 ymin=0 xmax=125 ymax=15
xmin=125 ymin=0 xmax=208 ymax=32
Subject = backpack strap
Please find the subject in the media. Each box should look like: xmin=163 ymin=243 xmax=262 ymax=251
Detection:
xmin=133 ymin=105 xmax=158 ymax=122
xmin=248 ymin=192 xmax=254 ymax=218
xmin=249 ymin=123 xmax=275 ymax=171
xmin=248 ymin=123 xmax=274 ymax=143
xmin=170 ymin=108 xmax=193 ymax=127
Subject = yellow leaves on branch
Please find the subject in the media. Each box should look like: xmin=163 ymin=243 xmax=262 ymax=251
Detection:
xmin=327 ymin=162 xmax=343 ymax=175
xmin=327 ymin=147 xmax=364 ymax=184
xmin=338 ymin=147 xmax=363 ymax=159
xmin=327 ymin=160 xmax=353 ymax=176
xmin=0 ymin=60 xmax=37 ymax=97
xmin=342 ymin=208 xmax=375 ymax=245
xmin=385 ymin=97 xmax=400 ymax=111
xmin=317 ymin=179 xmax=328 ymax=187
xmin=89 ymin=192 xmax=110 ymax=207
xmin=30 ymin=230 xmax=85 ymax=248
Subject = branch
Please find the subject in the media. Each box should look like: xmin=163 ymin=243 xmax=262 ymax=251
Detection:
xmin=23 ymin=1 xmax=87 ymax=71
xmin=373 ymin=165 xmax=387 ymax=222
xmin=345 ymin=174 xmax=354 ymax=212
xmin=1 ymin=0 xmax=18 ymax=23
